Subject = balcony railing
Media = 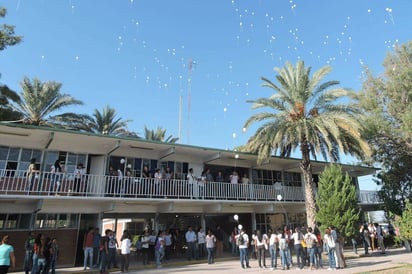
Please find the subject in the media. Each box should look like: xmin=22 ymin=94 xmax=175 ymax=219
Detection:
xmin=0 ymin=169 xmax=379 ymax=204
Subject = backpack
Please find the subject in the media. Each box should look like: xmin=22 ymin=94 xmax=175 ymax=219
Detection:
xmin=237 ymin=234 xmax=245 ymax=246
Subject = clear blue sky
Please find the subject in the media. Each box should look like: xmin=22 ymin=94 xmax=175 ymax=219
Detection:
xmin=1 ymin=0 xmax=410 ymax=189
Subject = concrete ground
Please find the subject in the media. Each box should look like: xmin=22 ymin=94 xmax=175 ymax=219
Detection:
xmin=14 ymin=247 xmax=411 ymax=274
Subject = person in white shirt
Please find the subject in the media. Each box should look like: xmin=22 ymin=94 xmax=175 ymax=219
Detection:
xmin=236 ymin=228 xmax=251 ymax=269
xmin=291 ymin=227 xmax=304 ymax=269
xmin=268 ymin=228 xmax=279 ymax=269
xmin=205 ymin=229 xmax=216 ymax=264
xmin=120 ymin=230 xmax=132 ymax=272
xmin=255 ymin=230 xmax=267 ymax=268
xmin=304 ymin=227 xmax=318 ymax=270
xmin=187 ymin=168 xmax=198 ymax=198
xmin=154 ymin=168 xmax=162 ymax=196
xmin=197 ymin=227 xmax=206 ymax=258
xmin=323 ymin=228 xmax=337 ymax=270
xmin=74 ymin=163 xmax=86 ymax=194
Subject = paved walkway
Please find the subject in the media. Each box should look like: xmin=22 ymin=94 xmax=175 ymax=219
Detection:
xmin=14 ymin=247 xmax=411 ymax=273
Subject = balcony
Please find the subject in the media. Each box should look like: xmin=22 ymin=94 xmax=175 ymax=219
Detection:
xmin=0 ymin=169 xmax=380 ymax=205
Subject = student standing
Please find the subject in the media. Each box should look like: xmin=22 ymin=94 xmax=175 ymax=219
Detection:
xmin=120 ymin=231 xmax=132 ymax=272
xmin=0 ymin=235 xmax=15 ymax=274
xmin=205 ymin=230 xmax=216 ymax=264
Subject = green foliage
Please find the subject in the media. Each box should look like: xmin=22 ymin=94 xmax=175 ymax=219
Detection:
xmin=358 ymin=41 xmax=412 ymax=217
xmin=316 ymin=164 xmax=360 ymax=239
xmin=7 ymin=77 xmax=84 ymax=127
xmin=143 ymin=126 xmax=179 ymax=143
xmin=71 ymin=105 xmax=131 ymax=136
xmin=394 ymin=200 xmax=412 ymax=242
xmin=0 ymin=84 xmax=21 ymax=121
xmin=0 ymin=7 xmax=23 ymax=51
xmin=243 ymin=60 xmax=370 ymax=226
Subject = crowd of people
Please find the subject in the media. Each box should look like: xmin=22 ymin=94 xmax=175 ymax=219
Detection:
xmin=20 ymin=232 xmax=59 ymax=274
xmin=0 ymin=221 xmax=394 ymax=274
xmin=233 ymin=222 xmax=391 ymax=271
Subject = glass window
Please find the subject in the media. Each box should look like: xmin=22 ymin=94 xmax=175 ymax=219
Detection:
xmin=19 ymin=214 xmax=32 ymax=229
xmin=5 ymin=214 xmax=18 ymax=229
xmin=45 ymin=151 xmax=59 ymax=171
xmin=0 ymin=147 xmax=8 ymax=160
xmin=0 ymin=214 xmax=6 ymax=229
xmin=66 ymin=153 xmax=77 ymax=166
xmin=8 ymin=148 xmax=19 ymax=161
xmin=21 ymin=149 xmax=32 ymax=162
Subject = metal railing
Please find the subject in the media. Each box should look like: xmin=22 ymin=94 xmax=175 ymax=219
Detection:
xmin=0 ymin=169 xmax=379 ymax=204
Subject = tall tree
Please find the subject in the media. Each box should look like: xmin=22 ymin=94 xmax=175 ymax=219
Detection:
xmin=143 ymin=126 xmax=179 ymax=143
xmin=0 ymin=7 xmax=22 ymax=51
xmin=0 ymin=6 xmax=23 ymax=121
xmin=0 ymin=84 xmax=21 ymax=121
xmin=7 ymin=77 xmax=83 ymax=127
xmin=316 ymin=164 xmax=360 ymax=238
xmin=394 ymin=199 xmax=412 ymax=246
xmin=243 ymin=60 xmax=371 ymax=226
xmin=358 ymin=41 xmax=412 ymax=217
xmin=73 ymin=105 xmax=131 ymax=136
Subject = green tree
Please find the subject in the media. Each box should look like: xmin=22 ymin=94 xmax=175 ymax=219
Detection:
xmin=316 ymin=164 xmax=360 ymax=238
xmin=358 ymin=41 xmax=412 ymax=217
xmin=394 ymin=199 xmax=412 ymax=244
xmin=243 ymin=60 xmax=371 ymax=226
xmin=143 ymin=126 xmax=179 ymax=143
xmin=0 ymin=7 xmax=23 ymax=51
xmin=73 ymin=105 xmax=131 ymax=136
xmin=7 ymin=77 xmax=83 ymax=127
xmin=0 ymin=84 xmax=21 ymax=121
xmin=0 ymin=6 xmax=23 ymax=121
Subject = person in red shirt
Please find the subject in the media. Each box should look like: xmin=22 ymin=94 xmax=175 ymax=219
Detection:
xmin=83 ymin=227 xmax=94 ymax=270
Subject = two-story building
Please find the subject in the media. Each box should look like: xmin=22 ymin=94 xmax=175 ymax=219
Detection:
xmin=0 ymin=123 xmax=377 ymax=269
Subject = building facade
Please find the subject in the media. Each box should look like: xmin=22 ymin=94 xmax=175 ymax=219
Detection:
xmin=0 ymin=124 xmax=378 ymax=269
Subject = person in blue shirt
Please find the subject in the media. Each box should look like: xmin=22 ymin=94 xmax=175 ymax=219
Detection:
xmin=0 ymin=235 xmax=15 ymax=274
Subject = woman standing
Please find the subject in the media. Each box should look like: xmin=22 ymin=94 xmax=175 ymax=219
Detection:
xmin=254 ymin=230 xmax=267 ymax=268
xmin=0 ymin=235 xmax=15 ymax=274
xmin=26 ymin=158 xmax=38 ymax=193
xmin=323 ymin=228 xmax=337 ymax=270
xmin=205 ymin=230 xmax=216 ymax=264
xmin=31 ymin=233 xmax=42 ymax=274
xmin=50 ymin=160 xmax=63 ymax=195
xmin=120 ymin=231 xmax=132 ymax=272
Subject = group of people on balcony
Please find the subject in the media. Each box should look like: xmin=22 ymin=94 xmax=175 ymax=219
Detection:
xmin=24 ymin=161 xmax=273 ymax=199
xmin=25 ymin=158 xmax=87 ymax=196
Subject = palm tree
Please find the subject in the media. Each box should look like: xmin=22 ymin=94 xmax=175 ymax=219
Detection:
xmin=143 ymin=126 xmax=179 ymax=143
xmin=243 ymin=60 xmax=371 ymax=226
xmin=75 ymin=105 xmax=131 ymax=136
xmin=6 ymin=77 xmax=84 ymax=126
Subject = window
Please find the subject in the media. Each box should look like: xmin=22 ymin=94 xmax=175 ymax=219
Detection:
xmin=283 ymin=172 xmax=302 ymax=187
xmin=5 ymin=214 xmax=18 ymax=229
xmin=35 ymin=213 xmax=79 ymax=229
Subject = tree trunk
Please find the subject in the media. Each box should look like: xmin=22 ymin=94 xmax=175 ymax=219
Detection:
xmin=300 ymin=141 xmax=317 ymax=227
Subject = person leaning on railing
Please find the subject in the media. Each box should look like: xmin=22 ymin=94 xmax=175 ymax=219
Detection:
xmin=26 ymin=158 xmax=39 ymax=193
